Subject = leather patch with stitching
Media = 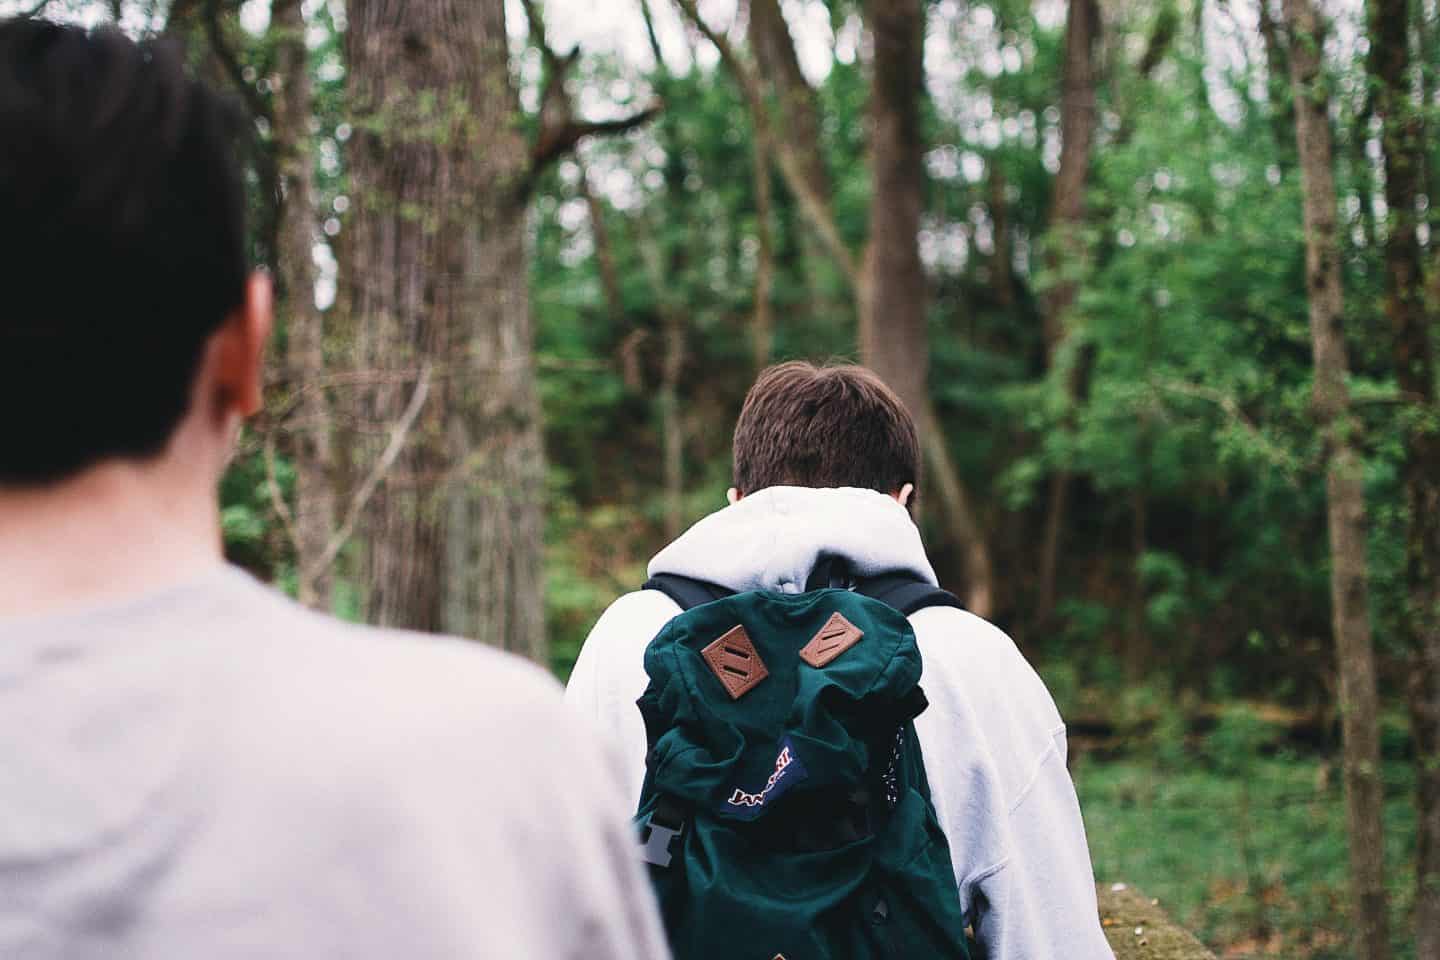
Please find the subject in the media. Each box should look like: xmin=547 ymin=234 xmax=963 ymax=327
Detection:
xmin=701 ymin=624 xmax=770 ymax=699
xmin=799 ymin=612 xmax=865 ymax=668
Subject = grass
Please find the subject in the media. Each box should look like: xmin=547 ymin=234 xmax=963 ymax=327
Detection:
xmin=1074 ymin=750 xmax=1416 ymax=958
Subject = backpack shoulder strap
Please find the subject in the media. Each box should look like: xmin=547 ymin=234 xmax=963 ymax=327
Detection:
xmin=641 ymin=574 xmax=735 ymax=611
xmin=854 ymin=572 xmax=965 ymax=617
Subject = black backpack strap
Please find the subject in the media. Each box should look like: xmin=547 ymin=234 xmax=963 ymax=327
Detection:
xmin=641 ymin=574 xmax=734 ymax=611
xmin=854 ymin=572 xmax=965 ymax=617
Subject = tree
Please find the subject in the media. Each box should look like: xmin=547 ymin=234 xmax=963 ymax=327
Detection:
xmin=344 ymin=0 xmax=546 ymax=656
xmin=1284 ymin=1 xmax=1392 ymax=956
xmin=858 ymin=0 xmax=926 ymax=446
xmin=340 ymin=0 xmax=652 ymax=656
xmin=270 ymin=0 xmax=335 ymax=610
xmin=1035 ymin=0 xmax=1101 ymax=627
xmin=1366 ymin=0 xmax=1440 ymax=952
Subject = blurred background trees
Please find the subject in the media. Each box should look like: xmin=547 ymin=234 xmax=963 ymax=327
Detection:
xmin=7 ymin=0 xmax=1440 ymax=955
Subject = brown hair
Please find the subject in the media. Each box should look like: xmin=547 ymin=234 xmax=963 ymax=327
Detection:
xmin=732 ymin=361 xmax=920 ymax=499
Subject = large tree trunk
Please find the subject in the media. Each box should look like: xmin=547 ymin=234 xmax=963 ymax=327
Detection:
xmin=859 ymin=0 xmax=995 ymax=617
xmin=1035 ymin=0 xmax=1100 ymax=627
xmin=859 ymin=0 xmax=928 ymax=438
xmin=270 ymin=0 xmax=335 ymax=610
xmin=1284 ymin=2 xmax=1392 ymax=957
xmin=346 ymin=0 xmax=545 ymax=659
xmin=1367 ymin=1 xmax=1440 ymax=953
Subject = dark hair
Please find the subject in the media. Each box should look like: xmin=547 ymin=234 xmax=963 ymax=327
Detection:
xmin=732 ymin=361 xmax=921 ymax=499
xmin=0 ymin=19 xmax=248 ymax=485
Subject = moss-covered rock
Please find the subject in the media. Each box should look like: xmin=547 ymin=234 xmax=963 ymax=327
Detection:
xmin=1098 ymin=883 xmax=1216 ymax=960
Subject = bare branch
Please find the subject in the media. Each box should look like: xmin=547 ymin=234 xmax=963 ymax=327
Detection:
xmin=531 ymin=106 xmax=663 ymax=175
xmin=518 ymin=0 xmax=660 ymax=192
xmin=263 ymin=432 xmax=303 ymax=556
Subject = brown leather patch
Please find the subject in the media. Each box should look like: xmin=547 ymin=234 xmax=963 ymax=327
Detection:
xmin=701 ymin=624 xmax=770 ymax=700
xmin=799 ymin=612 xmax=865 ymax=668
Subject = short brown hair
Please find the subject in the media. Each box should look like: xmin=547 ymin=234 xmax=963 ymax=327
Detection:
xmin=732 ymin=362 xmax=920 ymax=497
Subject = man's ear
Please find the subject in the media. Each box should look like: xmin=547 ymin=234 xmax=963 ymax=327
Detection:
xmin=894 ymin=483 xmax=915 ymax=508
xmin=727 ymin=487 xmax=743 ymax=506
xmin=214 ymin=271 xmax=273 ymax=419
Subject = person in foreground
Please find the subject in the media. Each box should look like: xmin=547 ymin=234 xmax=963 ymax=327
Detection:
xmin=567 ymin=361 xmax=1115 ymax=959
xmin=0 ymin=19 xmax=668 ymax=959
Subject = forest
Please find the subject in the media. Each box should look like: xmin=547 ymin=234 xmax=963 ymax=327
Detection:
xmin=7 ymin=0 xmax=1440 ymax=955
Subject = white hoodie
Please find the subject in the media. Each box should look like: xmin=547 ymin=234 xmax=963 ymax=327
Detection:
xmin=566 ymin=486 xmax=1115 ymax=960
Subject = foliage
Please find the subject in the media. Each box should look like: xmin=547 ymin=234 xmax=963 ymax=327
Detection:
xmin=1077 ymin=742 xmax=1417 ymax=958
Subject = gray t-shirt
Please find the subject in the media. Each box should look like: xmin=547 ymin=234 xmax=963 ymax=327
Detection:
xmin=0 ymin=566 xmax=670 ymax=959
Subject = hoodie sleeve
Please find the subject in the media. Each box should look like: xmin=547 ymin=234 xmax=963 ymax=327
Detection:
xmin=565 ymin=590 xmax=681 ymax=809
xmin=908 ymin=607 xmax=1113 ymax=960
xmin=969 ymin=729 xmax=1115 ymax=960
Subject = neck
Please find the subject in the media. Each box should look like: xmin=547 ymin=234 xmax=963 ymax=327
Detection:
xmin=0 ymin=456 xmax=223 ymax=618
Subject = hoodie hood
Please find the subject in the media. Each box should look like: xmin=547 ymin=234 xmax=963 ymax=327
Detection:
xmin=647 ymin=486 xmax=938 ymax=594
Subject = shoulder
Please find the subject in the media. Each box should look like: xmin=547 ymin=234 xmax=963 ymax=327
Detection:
xmin=565 ymin=589 xmax=679 ymax=706
xmin=570 ymin=589 xmax=681 ymax=679
xmin=200 ymin=570 xmax=572 ymax=781
xmin=907 ymin=606 xmax=1066 ymax=804
xmin=910 ymin=606 xmax=1061 ymax=724
xmin=591 ymin=589 xmax=682 ymax=638
xmin=165 ymin=572 xmax=655 ymax=950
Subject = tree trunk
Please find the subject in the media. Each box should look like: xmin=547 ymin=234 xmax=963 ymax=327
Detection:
xmin=747 ymin=0 xmax=832 ymax=208
xmin=579 ymin=162 xmax=625 ymax=329
xmin=859 ymin=0 xmax=927 ymax=436
xmin=1035 ymin=0 xmax=1100 ymax=627
xmin=346 ymin=0 xmax=546 ymax=659
xmin=660 ymin=313 xmax=685 ymax=540
xmin=1257 ymin=0 xmax=1296 ymax=168
xmin=1416 ymin=2 xmax=1439 ymax=238
xmin=859 ymin=0 xmax=995 ymax=617
xmin=989 ymin=162 xmax=1014 ymax=308
xmin=1042 ymin=0 xmax=1100 ymax=354
xmin=751 ymin=124 xmax=776 ymax=371
xmin=923 ymin=421 xmax=996 ymax=617
xmin=1367 ymin=1 xmax=1440 ymax=952
xmin=270 ymin=0 xmax=335 ymax=610
xmin=1284 ymin=3 xmax=1392 ymax=957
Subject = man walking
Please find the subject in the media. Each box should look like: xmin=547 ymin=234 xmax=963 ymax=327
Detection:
xmin=0 ymin=19 xmax=667 ymax=958
xmin=568 ymin=361 xmax=1113 ymax=959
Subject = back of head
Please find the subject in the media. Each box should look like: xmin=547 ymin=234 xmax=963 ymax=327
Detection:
xmin=732 ymin=361 xmax=920 ymax=499
xmin=0 ymin=18 xmax=247 ymax=486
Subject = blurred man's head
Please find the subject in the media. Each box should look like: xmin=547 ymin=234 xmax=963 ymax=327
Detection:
xmin=0 ymin=18 xmax=268 ymax=488
xmin=730 ymin=361 xmax=919 ymax=506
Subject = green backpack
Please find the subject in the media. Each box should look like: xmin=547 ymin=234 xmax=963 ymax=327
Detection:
xmin=635 ymin=565 xmax=972 ymax=960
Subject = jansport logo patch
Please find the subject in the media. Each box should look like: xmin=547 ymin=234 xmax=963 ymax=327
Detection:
xmin=722 ymin=737 xmax=808 ymax=819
